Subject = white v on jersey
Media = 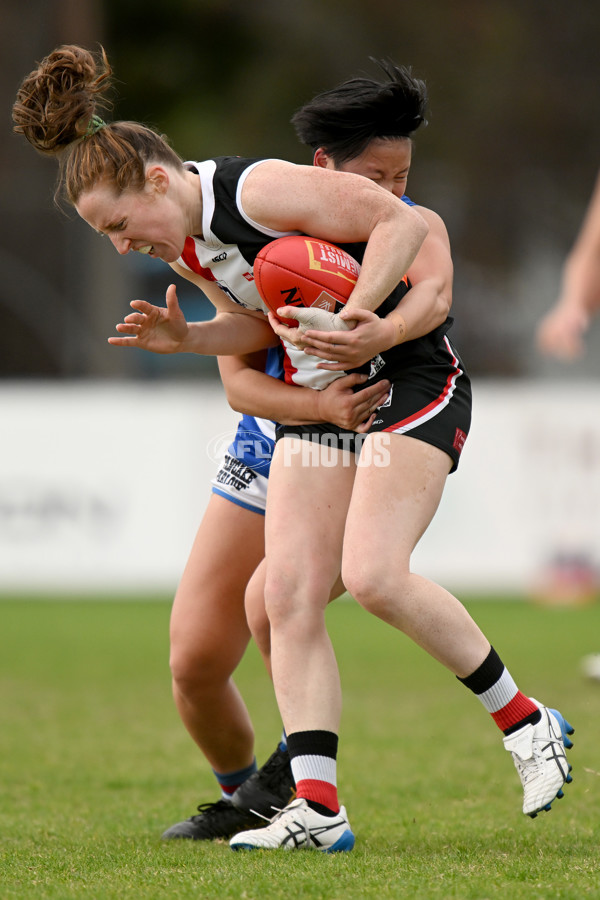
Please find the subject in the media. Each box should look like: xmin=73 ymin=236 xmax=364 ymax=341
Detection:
xmin=177 ymin=156 xmax=355 ymax=390
xmin=178 ymin=158 xmax=296 ymax=315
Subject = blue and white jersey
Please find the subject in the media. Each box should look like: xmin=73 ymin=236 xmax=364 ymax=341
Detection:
xmin=211 ymin=344 xmax=283 ymax=513
xmin=227 ymin=345 xmax=283 ymax=476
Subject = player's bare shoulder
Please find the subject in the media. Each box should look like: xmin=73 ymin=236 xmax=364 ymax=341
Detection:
xmin=240 ymin=159 xmax=314 ymax=226
xmin=412 ymin=205 xmax=450 ymax=244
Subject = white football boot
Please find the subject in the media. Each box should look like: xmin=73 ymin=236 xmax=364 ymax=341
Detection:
xmin=230 ymin=797 xmax=355 ymax=852
xmin=503 ymin=700 xmax=574 ymax=817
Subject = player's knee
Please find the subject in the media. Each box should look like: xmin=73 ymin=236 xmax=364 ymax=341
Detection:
xmin=246 ymin=600 xmax=270 ymax=655
xmin=342 ymin=560 xmax=403 ymax=618
xmin=264 ymin=568 xmax=329 ymax=628
xmin=169 ymin=641 xmax=224 ymax=694
xmin=263 ymin=574 xmax=294 ymax=626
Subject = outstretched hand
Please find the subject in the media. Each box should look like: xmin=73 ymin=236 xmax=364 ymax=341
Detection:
xmin=108 ymin=284 xmax=189 ymax=353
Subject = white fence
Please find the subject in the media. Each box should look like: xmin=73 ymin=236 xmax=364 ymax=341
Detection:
xmin=1 ymin=380 xmax=599 ymax=597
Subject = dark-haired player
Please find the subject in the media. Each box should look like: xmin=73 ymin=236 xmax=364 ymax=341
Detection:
xmin=232 ymin=60 xmax=576 ymax=850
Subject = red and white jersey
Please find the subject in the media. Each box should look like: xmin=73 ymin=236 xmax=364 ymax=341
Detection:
xmin=176 ymin=156 xmax=353 ymax=389
xmin=177 ymin=158 xmax=295 ymax=315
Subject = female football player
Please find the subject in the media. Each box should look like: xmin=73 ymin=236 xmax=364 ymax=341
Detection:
xmin=232 ymin=66 xmax=575 ymax=851
xmin=11 ymin=44 xmax=426 ymax=841
xmin=13 ymin=47 xmax=573 ymax=853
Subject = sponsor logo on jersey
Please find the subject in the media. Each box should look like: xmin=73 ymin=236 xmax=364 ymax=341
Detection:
xmin=212 ymin=252 xmax=228 ymax=262
xmin=368 ymin=355 xmax=386 ymax=379
xmin=377 ymin=385 xmax=394 ymax=409
xmin=215 ymin=454 xmax=258 ymax=492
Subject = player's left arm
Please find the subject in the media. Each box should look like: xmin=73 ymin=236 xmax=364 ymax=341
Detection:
xmin=271 ymin=206 xmax=452 ymax=370
xmin=218 ymin=353 xmax=390 ymax=432
xmin=108 ymin=262 xmax=278 ymax=356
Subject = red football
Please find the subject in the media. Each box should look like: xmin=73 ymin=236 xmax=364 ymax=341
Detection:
xmin=253 ymin=235 xmax=361 ymax=324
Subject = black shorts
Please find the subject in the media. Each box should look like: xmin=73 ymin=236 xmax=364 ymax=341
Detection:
xmin=276 ymin=335 xmax=472 ymax=473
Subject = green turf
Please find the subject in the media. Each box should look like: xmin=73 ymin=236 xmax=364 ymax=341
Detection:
xmin=1 ymin=596 xmax=599 ymax=899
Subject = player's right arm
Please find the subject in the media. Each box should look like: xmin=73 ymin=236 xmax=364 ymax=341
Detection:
xmin=218 ymin=353 xmax=391 ymax=433
xmin=269 ymin=205 xmax=452 ymax=370
xmin=242 ymin=160 xmax=428 ymax=314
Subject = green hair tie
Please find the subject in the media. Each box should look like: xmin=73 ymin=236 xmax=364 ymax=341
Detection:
xmin=85 ymin=114 xmax=106 ymax=136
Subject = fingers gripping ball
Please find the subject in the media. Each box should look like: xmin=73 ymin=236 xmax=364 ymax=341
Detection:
xmin=289 ymin=305 xmax=351 ymax=334
xmin=253 ymin=236 xmax=360 ymax=329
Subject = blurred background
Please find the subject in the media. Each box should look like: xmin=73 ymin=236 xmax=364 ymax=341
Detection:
xmin=1 ymin=0 xmax=599 ymax=597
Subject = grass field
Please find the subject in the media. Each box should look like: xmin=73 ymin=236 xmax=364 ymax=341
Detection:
xmin=0 ymin=596 xmax=599 ymax=899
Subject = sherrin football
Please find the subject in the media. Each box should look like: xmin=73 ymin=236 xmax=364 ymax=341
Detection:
xmin=253 ymin=235 xmax=360 ymax=326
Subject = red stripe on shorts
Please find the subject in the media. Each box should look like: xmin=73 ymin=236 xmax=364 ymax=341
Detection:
xmin=384 ymin=336 xmax=461 ymax=433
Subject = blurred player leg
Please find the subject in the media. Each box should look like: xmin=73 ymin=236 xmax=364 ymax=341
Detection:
xmin=170 ymin=494 xmax=262 ymax=774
